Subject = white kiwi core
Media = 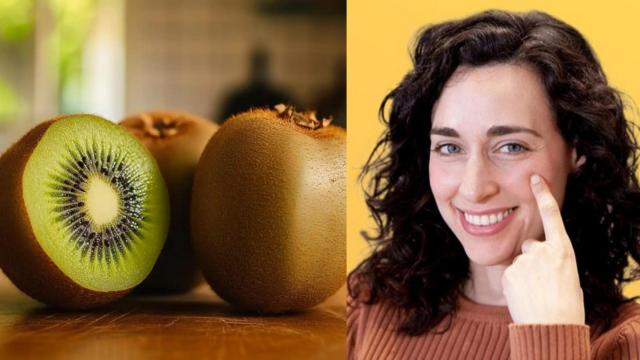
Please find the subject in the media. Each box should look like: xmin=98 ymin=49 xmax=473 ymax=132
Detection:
xmin=84 ymin=175 xmax=120 ymax=227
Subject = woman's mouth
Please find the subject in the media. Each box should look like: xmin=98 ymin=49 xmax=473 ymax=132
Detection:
xmin=457 ymin=207 xmax=517 ymax=236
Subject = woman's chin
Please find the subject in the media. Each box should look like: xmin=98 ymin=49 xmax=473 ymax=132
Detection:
xmin=468 ymin=254 xmax=514 ymax=267
xmin=462 ymin=241 xmax=517 ymax=267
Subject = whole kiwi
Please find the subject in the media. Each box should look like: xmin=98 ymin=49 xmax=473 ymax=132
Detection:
xmin=121 ymin=110 xmax=218 ymax=293
xmin=0 ymin=114 xmax=169 ymax=308
xmin=191 ymin=105 xmax=346 ymax=313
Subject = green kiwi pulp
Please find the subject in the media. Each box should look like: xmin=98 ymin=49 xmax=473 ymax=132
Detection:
xmin=0 ymin=114 xmax=169 ymax=307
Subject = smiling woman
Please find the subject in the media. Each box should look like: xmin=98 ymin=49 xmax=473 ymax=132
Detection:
xmin=429 ymin=64 xmax=576 ymax=270
xmin=348 ymin=9 xmax=640 ymax=360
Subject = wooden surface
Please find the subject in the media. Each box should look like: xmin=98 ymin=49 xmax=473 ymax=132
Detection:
xmin=0 ymin=274 xmax=346 ymax=360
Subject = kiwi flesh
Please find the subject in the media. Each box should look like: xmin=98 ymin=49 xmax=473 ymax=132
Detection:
xmin=0 ymin=114 xmax=169 ymax=308
xmin=120 ymin=111 xmax=218 ymax=293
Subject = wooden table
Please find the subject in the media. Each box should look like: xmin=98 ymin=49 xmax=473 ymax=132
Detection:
xmin=0 ymin=274 xmax=346 ymax=359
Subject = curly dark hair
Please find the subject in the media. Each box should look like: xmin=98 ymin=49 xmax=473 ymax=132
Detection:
xmin=348 ymin=9 xmax=640 ymax=336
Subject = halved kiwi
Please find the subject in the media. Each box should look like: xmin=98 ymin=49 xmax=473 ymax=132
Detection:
xmin=0 ymin=114 xmax=169 ymax=308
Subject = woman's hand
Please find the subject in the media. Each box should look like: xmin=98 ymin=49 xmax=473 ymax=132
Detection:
xmin=501 ymin=174 xmax=585 ymax=325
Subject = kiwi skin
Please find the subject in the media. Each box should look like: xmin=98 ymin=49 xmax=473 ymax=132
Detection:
xmin=0 ymin=117 xmax=126 ymax=308
xmin=121 ymin=111 xmax=218 ymax=293
xmin=191 ymin=107 xmax=346 ymax=313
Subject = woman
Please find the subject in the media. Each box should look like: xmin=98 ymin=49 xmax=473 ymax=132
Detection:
xmin=348 ymin=10 xmax=640 ymax=360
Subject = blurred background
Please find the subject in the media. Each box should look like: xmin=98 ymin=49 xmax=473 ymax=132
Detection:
xmin=0 ymin=0 xmax=345 ymax=151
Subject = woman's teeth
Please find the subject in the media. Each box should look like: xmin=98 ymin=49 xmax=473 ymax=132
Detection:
xmin=464 ymin=208 xmax=515 ymax=226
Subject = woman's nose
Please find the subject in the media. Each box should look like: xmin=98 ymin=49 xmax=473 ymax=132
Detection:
xmin=458 ymin=155 xmax=499 ymax=203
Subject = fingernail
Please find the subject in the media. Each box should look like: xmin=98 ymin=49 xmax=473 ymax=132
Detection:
xmin=531 ymin=174 xmax=541 ymax=185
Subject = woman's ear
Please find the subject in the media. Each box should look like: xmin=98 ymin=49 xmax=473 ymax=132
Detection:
xmin=571 ymin=148 xmax=586 ymax=171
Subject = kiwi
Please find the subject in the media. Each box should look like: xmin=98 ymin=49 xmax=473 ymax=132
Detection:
xmin=120 ymin=111 xmax=218 ymax=293
xmin=191 ymin=105 xmax=346 ymax=313
xmin=0 ymin=114 xmax=169 ymax=308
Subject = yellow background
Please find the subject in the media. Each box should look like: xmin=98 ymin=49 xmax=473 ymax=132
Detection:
xmin=347 ymin=0 xmax=640 ymax=297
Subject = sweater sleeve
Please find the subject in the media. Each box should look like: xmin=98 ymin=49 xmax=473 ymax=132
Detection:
xmin=508 ymin=323 xmax=590 ymax=360
xmin=347 ymin=296 xmax=361 ymax=360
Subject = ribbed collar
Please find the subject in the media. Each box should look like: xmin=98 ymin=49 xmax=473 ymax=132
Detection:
xmin=455 ymin=293 xmax=513 ymax=323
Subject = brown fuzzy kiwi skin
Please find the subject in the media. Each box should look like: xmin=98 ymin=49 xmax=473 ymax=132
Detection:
xmin=191 ymin=107 xmax=346 ymax=313
xmin=121 ymin=110 xmax=218 ymax=293
xmin=0 ymin=117 xmax=126 ymax=309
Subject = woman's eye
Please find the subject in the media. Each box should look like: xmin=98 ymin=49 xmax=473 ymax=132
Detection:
xmin=498 ymin=143 xmax=528 ymax=154
xmin=434 ymin=144 xmax=462 ymax=155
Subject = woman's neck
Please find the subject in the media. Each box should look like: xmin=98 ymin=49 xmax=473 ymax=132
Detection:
xmin=463 ymin=262 xmax=509 ymax=306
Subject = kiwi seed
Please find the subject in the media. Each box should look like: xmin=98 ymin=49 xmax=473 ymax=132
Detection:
xmin=47 ymin=144 xmax=146 ymax=264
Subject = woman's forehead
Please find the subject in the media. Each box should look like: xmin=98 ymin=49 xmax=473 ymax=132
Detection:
xmin=431 ymin=63 xmax=556 ymax=134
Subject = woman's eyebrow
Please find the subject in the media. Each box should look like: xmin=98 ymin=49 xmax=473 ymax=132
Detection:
xmin=430 ymin=127 xmax=459 ymax=137
xmin=487 ymin=125 xmax=542 ymax=137
xmin=430 ymin=126 xmax=542 ymax=138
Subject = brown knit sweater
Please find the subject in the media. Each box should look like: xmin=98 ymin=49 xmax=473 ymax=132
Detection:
xmin=348 ymin=294 xmax=640 ymax=359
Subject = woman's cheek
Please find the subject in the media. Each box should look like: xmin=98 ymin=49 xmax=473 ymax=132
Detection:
xmin=496 ymin=162 xmax=537 ymax=201
xmin=429 ymin=160 xmax=460 ymax=199
xmin=503 ymin=156 xmax=567 ymax=205
xmin=498 ymin=161 xmax=547 ymax=240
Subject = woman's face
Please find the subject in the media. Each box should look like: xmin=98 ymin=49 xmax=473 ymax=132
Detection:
xmin=429 ymin=63 xmax=576 ymax=266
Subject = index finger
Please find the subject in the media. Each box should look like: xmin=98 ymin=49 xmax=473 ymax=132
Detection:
xmin=530 ymin=174 xmax=570 ymax=249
